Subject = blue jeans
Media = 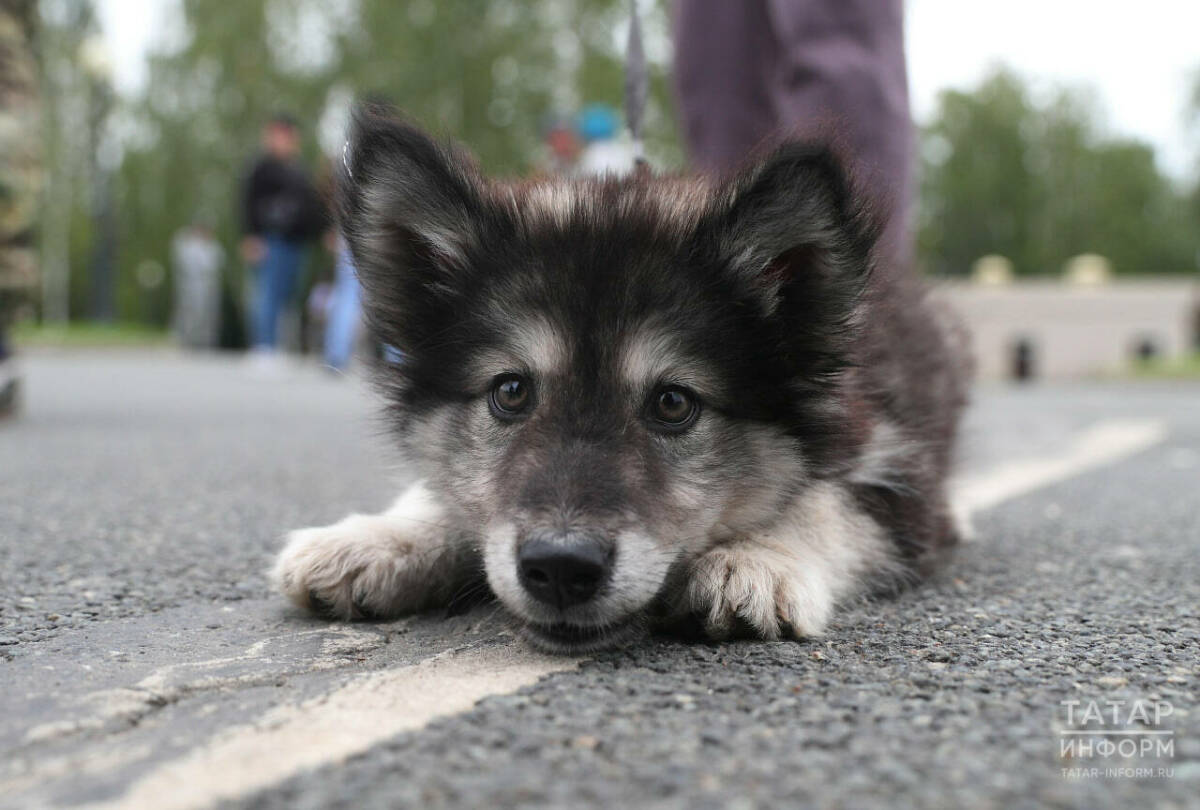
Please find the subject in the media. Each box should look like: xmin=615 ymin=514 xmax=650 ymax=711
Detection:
xmin=323 ymin=248 xmax=361 ymax=370
xmin=252 ymin=236 xmax=302 ymax=349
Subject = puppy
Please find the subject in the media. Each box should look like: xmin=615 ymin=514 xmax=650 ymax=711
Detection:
xmin=273 ymin=107 xmax=971 ymax=653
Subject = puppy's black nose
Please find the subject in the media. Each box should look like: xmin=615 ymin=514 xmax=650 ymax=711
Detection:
xmin=517 ymin=532 xmax=612 ymax=609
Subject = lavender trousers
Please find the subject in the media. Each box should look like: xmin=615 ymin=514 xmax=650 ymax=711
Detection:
xmin=673 ymin=0 xmax=913 ymax=262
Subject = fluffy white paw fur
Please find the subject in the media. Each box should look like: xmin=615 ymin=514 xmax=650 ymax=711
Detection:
xmin=684 ymin=481 xmax=892 ymax=640
xmin=271 ymin=482 xmax=455 ymax=619
xmin=685 ymin=542 xmax=834 ymax=639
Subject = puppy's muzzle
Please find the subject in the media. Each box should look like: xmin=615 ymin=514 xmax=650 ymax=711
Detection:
xmin=517 ymin=530 xmax=613 ymax=609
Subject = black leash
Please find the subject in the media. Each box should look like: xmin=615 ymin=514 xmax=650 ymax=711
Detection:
xmin=624 ymin=0 xmax=649 ymax=174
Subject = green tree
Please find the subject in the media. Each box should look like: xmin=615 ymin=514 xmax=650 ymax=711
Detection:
xmin=918 ymin=69 xmax=1041 ymax=277
xmin=1083 ymin=140 xmax=1196 ymax=276
xmin=1186 ymin=66 xmax=1200 ymax=244
xmin=919 ymin=67 xmax=1199 ymax=277
xmin=36 ymin=0 xmax=108 ymax=322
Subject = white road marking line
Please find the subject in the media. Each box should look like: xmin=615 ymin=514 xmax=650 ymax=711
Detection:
xmin=19 ymin=626 xmax=386 ymax=746
xmin=82 ymin=642 xmax=576 ymax=810
xmin=954 ymin=418 xmax=1168 ymax=520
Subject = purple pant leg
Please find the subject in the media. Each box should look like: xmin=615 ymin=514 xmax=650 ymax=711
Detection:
xmin=673 ymin=0 xmax=913 ymax=262
xmin=671 ymin=0 xmax=779 ymax=174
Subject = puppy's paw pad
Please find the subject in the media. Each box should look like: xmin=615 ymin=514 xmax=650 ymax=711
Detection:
xmin=685 ymin=545 xmax=832 ymax=641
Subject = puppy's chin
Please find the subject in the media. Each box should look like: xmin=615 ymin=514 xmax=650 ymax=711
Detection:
xmin=517 ymin=615 xmax=645 ymax=655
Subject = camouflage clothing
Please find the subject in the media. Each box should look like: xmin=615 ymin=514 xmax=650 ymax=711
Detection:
xmin=0 ymin=0 xmax=41 ymax=304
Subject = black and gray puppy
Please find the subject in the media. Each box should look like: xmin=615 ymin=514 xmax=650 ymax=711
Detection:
xmin=274 ymin=108 xmax=972 ymax=653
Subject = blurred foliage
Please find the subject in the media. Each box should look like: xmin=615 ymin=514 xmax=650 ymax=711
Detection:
xmin=919 ymin=68 xmax=1200 ymax=277
xmin=1127 ymin=351 xmax=1200 ymax=381
xmin=36 ymin=0 xmax=102 ymax=323
xmin=13 ymin=320 xmax=168 ymax=347
xmin=30 ymin=5 xmax=1200 ymax=327
xmin=1190 ymin=66 xmax=1200 ymax=233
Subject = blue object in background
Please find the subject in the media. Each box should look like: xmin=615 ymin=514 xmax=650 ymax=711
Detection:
xmin=323 ymin=244 xmax=362 ymax=371
xmin=576 ymin=104 xmax=620 ymax=142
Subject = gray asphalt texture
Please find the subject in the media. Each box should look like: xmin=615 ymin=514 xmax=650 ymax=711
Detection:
xmin=2 ymin=351 xmax=1198 ymax=809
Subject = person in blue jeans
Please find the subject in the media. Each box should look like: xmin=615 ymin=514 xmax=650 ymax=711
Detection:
xmin=321 ymin=239 xmax=406 ymax=372
xmin=322 ymin=239 xmax=361 ymax=371
xmin=240 ymin=114 xmax=326 ymax=355
xmin=251 ymin=235 xmax=302 ymax=352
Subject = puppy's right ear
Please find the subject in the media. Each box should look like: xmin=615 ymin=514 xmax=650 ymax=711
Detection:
xmin=337 ymin=106 xmax=490 ymax=348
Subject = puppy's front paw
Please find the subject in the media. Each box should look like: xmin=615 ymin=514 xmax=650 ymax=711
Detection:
xmin=272 ymin=516 xmax=432 ymax=620
xmin=684 ymin=543 xmax=834 ymax=640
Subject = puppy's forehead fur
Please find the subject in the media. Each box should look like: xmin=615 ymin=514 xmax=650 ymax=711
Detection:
xmin=449 ymin=175 xmax=736 ymax=396
xmin=498 ymin=175 xmax=716 ymax=237
xmin=467 ymin=313 xmax=568 ymax=379
xmin=618 ymin=323 xmax=719 ymax=396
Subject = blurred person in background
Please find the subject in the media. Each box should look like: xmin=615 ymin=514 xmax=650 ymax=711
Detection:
xmin=311 ymin=151 xmax=361 ymax=373
xmin=170 ymin=221 xmax=224 ymax=350
xmin=576 ymin=103 xmax=635 ymax=176
xmin=304 ymin=267 xmax=333 ymax=355
xmin=540 ymin=114 xmax=582 ymax=176
xmin=0 ymin=0 xmax=40 ymax=417
xmin=240 ymin=113 xmax=326 ymax=368
xmin=321 ymin=235 xmax=362 ymax=373
xmin=672 ymin=0 xmax=912 ymax=264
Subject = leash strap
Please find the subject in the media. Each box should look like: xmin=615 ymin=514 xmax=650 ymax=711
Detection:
xmin=624 ymin=0 xmax=648 ymax=170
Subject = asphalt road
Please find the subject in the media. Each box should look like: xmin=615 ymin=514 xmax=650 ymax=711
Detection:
xmin=1 ymin=350 xmax=1197 ymax=809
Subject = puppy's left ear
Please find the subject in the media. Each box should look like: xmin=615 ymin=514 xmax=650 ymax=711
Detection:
xmin=707 ymin=143 xmax=879 ymax=330
xmin=336 ymin=105 xmax=496 ymax=350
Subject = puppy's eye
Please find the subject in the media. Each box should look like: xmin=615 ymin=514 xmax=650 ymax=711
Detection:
xmin=649 ymin=387 xmax=699 ymax=430
xmin=490 ymin=374 xmax=532 ymax=418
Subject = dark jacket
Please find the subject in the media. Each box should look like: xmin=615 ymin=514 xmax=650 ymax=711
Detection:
xmin=241 ymin=155 xmax=327 ymax=242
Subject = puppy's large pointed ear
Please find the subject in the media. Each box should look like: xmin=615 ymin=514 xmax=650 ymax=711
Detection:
xmin=337 ymin=106 xmax=492 ymax=348
xmin=706 ymin=142 xmax=879 ymax=351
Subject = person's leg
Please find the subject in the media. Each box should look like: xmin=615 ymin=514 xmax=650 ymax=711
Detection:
xmin=272 ymin=239 xmax=302 ymax=351
xmin=673 ymin=0 xmax=913 ymax=264
xmin=251 ymin=244 xmax=276 ymax=349
xmin=174 ymin=268 xmax=197 ymax=348
xmin=0 ymin=296 xmax=12 ymax=363
xmin=201 ymin=269 xmax=221 ymax=349
xmin=672 ymin=0 xmax=779 ymax=173
xmin=253 ymin=236 xmax=301 ymax=350
xmin=764 ymin=0 xmax=913 ymax=263
xmin=0 ymin=292 xmax=20 ymax=416
xmin=323 ymin=252 xmax=361 ymax=371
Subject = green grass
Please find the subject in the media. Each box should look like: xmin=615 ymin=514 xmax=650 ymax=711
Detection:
xmin=1128 ymin=352 xmax=1200 ymax=380
xmin=13 ymin=321 xmax=170 ymax=348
